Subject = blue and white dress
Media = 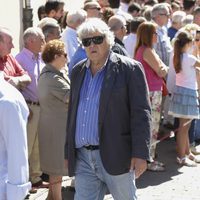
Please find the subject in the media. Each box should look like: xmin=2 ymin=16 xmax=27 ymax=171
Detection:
xmin=168 ymin=53 xmax=199 ymax=119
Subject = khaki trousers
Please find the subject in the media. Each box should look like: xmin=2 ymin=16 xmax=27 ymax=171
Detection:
xmin=27 ymin=104 xmax=42 ymax=184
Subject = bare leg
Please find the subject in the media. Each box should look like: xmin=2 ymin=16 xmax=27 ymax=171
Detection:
xmin=176 ymin=118 xmax=191 ymax=159
xmin=47 ymin=175 xmax=62 ymax=200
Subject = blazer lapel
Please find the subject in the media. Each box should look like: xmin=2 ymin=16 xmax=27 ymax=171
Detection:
xmin=98 ymin=52 xmax=120 ymax=130
xmin=72 ymin=64 xmax=86 ymax=110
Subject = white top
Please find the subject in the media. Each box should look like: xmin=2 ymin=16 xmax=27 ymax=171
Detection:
xmin=0 ymin=72 xmax=31 ymax=200
xmin=119 ymin=2 xmax=129 ymax=12
xmin=61 ymin=26 xmax=79 ymax=62
xmin=176 ymin=53 xmax=198 ymax=90
xmin=166 ymin=51 xmax=176 ymax=93
xmin=123 ymin=33 xmax=137 ymax=58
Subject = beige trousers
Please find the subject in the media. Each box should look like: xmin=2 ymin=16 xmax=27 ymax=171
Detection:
xmin=27 ymin=104 xmax=42 ymax=184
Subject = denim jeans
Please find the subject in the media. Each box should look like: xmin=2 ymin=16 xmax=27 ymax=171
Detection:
xmin=74 ymin=148 xmax=137 ymax=200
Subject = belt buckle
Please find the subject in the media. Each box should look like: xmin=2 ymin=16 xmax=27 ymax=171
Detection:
xmin=84 ymin=145 xmax=99 ymax=150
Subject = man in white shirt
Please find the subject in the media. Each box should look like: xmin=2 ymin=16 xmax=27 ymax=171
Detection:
xmin=123 ymin=17 xmax=146 ymax=57
xmin=0 ymin=71 xmax=31 ymax=200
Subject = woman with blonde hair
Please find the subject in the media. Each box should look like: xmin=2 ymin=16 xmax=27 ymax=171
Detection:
xmin=134 ymin=21 xmax=168 ymax=171
xmin=38 ymin=39 xmax=70 ymax=199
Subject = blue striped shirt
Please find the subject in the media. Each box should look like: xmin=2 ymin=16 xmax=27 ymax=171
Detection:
xmin=75 ymin=61 xmax=106 ymax=148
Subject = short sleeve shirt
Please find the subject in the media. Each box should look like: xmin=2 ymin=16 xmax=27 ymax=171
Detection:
xmin=176 ymin=53 xmax=197 ymax=90
xmin=0 ymin=54 xmax=27 ymax=81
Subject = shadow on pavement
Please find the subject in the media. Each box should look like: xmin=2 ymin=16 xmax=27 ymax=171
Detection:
xmin=62 ymin=186 xmax=75 ymax=200
xmin=136 ymin=138 xmax=182 ymax=188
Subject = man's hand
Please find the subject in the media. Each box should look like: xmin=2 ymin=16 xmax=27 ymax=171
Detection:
xmin=8 ymin=75 xmax=31 ymax=90
xmin=130 ymin=158 xmax=147 ymax=179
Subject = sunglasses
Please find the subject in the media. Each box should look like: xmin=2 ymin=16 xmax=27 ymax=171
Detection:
xmin=59 ymin=53 xmax=67 ymax=58
xmin=82 ymin=35 xmax=105 ymax=47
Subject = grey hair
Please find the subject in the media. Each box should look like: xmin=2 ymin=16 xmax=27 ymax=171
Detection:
xmin=66 ymin=9 xmax=87 ymax=26
xmin=0 ymin=27 xmax=12 ymax=42
xmin=151 ymin=3 xmax=169 ymax=19
xmin=108 ymin=15 xmax=126 ymax=31
xmin=182 ymin=14 xmax=194 ymax=26
xmin=77 ymin=18 xmax=115 ymax=48
xmin=23 ymin=27 xmax=44 ymax=45
xmin=37 ymin=17 xmax=58 ymax=29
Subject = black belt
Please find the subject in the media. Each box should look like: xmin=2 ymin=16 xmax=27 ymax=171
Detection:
xmin=26 ymin=100 xmax=40 ymax=106
xmin=84 ymin=145 xmax=99 ymax=150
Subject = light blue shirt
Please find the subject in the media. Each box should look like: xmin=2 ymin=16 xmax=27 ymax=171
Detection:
xmin=75 ymin=60 xmax=106 ymax=148
xmin=0 ymin=72 xmax=31 ymax=200
xmin=68 ymin=46 xmax=87 ymax=78
xmin=154 ymin=26 xmax=172 ymax=66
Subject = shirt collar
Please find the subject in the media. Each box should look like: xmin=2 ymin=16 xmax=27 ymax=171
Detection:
xmin=85 ymin=53 xmax=110 ymax=73
xmin=23 ymin=48 xmax=40 ymax=60
xmin=0 ymin=55 xmax=8 ymax=62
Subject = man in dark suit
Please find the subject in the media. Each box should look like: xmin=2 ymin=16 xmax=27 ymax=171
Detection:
xmin=65 ymin=18 xmax=151 ymax=200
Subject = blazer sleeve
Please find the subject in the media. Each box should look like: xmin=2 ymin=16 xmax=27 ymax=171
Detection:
xmin=128 ymin=61 xmax=151 ymax=160
xmin=50 ymin=75 xmax=70 ymax=104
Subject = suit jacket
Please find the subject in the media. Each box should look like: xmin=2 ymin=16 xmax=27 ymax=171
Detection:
xmin=112 ymin=37 xmax=129 ymax=57
xmin=65 ymin=52 xmax=151 ymax=176
xmin=38 ymin=64 xmax=70 ymax=174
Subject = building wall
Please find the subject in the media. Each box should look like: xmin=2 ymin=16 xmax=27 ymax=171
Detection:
xmin=0 ymin=0 xmax=23 ymax=55
xmin=0 ymin=0 xmax=84 ymax=55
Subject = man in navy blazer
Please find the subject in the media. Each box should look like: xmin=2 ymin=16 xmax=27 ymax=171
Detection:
xmin=65 ymin=18 xmax=151 ymax=200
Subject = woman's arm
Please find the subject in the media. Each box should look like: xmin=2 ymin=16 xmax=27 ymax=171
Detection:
xmin=195 ymin=59 xmax=200 ymax=68
xmin=143 ymin=47 xmax=168 ymax=78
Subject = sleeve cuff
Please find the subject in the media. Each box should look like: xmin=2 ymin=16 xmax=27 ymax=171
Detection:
xmin=6 ymin=181 xmax=31 ymax=200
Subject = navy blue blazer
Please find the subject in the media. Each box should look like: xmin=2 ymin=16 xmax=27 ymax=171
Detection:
xmin=65 ymin=51 xmax=151 ymax=176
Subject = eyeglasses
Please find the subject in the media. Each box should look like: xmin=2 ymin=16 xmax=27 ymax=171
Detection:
xmin=88 ymin=7 xmax=101 ymax=11
xmin=82 ymin=35 xmax=105 ymax=47
xmin=159 ymin=13 xmax=170 ymax=17
xmin=121 ymin=25 xmax=127 ymax=30
xmin=59 ymin=53 xmax=67 ymax=58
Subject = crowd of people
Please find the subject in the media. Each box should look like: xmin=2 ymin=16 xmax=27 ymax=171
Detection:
xmin=1 ymin=0 xmax=200 ymax=199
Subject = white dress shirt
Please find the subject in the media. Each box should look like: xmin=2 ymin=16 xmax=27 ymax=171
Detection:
xmin=0 ymin=72 xmax=31 ymax=200
xmin=123 ymin=33 xmax=137 ymax=58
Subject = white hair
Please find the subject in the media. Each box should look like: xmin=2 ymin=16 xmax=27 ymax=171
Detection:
xmin=66 ymin=9 xmax=87 ymax=26
xmin=77 ymin=18 xmax=115 ymax=48
xmin=172 ymin=11 xmax=186 ymax=24
xmin=182 ymin=14 xmax=194 ymax=26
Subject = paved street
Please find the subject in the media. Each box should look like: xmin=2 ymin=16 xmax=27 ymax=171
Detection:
xmin=28 ymin=136 xmax=200 ymax=200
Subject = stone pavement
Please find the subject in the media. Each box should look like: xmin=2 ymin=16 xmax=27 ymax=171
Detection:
xmin=27 ymin=137 xmax=200 ymax=200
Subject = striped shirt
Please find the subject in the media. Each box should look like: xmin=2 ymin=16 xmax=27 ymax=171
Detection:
xmin=154 ymin=26 xmax=172 ymax=66
xmin=75 ymin=60 xmax=106 ymax=148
